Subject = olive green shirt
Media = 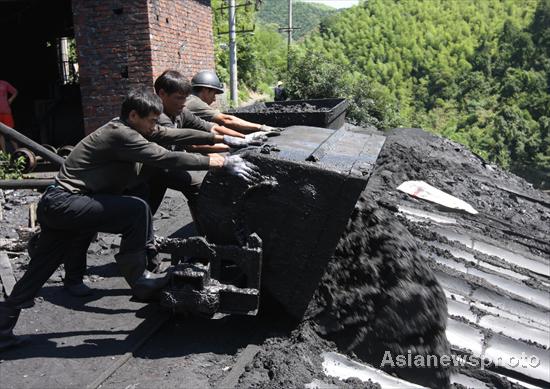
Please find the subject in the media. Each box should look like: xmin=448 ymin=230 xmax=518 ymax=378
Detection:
xmin=56 ymin=118 xmax=215 ymax=194
xmin=158 ymin=108 xmax=214 ymax=132
xmin=185 ymin=94 xmax=221 ymax=122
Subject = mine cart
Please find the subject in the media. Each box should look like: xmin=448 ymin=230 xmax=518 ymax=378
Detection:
xmin=228 ymin=98 xmax=349 ymax=129
xmin=156 ymin=125 xmax=386 ymax=319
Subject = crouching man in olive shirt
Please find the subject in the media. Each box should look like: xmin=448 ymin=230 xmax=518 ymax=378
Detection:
xmin=139 ymin=69 xmax=241 ymax=217
xmin=0 ymin=88 xmax=259 ymax=351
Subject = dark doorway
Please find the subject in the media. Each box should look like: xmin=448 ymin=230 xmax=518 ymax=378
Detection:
xmin=0 ymin=0 xmax=84 ymax=148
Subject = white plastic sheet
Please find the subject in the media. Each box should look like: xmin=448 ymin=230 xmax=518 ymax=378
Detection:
xmin=397 ymin=180 xmax=478 ymax=215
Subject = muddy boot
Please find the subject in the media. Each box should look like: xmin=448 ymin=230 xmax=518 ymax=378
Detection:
xmin=64 ymin=270 xmax=93 ymax=297
xmin=64 ymin=268 xmax=92 ymax=298
xmin=0 ymin=303 xmax=29 ymax=352
xmin=146 ymin=253 xmax=162 ymax=273
xmin=114 ymin=251 xmax=170 ymax=301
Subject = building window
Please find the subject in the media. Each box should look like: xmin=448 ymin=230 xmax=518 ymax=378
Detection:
xmin=57 ymin=37 xmax=79 ymax=85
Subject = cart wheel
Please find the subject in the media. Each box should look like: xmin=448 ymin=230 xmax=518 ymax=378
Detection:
xmin=12 ymin=148 xmax=37 ymax=173
xmin=57 ymin=145 xmax=74 ymax=158
xmin=41 ymin=144 xmax=58 ymax=154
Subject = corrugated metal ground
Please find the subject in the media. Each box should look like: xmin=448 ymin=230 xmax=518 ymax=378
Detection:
xmin=366 ymin=127 xmax=550 ymax=388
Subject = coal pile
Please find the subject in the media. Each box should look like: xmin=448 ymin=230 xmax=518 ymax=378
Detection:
xmin=233 ymin=128 xmax=453 ymax=388
xmin=235 ymin=196 xmax=451 ymax=388
xmin=236 ymin=127 xmax=549 ymax=388
xmin=368 ymin=129 xmax=550 ymax=388
xmin=229 ymin=102 xmax=330 ymax=114
xmin=237 ymin=323 xmax=382 ymax=389
xmin=306 ymin=195 xmax=451 ymax=388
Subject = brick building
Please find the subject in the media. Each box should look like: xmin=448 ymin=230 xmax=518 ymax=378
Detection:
xmin=74 ymin=0 xmax=215 ymax=134
xmin=1 ymin=0 xmax=215 ymax=144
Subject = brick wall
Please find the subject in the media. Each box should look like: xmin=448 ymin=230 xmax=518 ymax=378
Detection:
xmin=148 ymin=0 xmax=215 ymax=81
xmin=72 ymin=0 xmax=214 ymax=134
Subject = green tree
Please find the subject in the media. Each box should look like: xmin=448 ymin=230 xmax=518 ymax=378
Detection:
xmin=0 ymin=152 xmax=24 ymax=180
xmin=212 ymin=0 xmax=287 ymax=100
xmin=286 ymin=50 xmax=400 ymax=129
xmin=257 ymin=0 xmax=336 ymax=40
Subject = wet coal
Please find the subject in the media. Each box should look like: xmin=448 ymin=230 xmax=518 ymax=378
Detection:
xmin=235 ymin=197 xmax=451 ymax=388
xmin=238 ymin=126 xmax=549 ymax=388
xmin=365 ymin=128 xmax=549 ymax=255
xmin=236 ymin=322 xmax=381 ymax=389
xmin=305 ymin=194 xmax=451 ymax=388
xmin=234 ymin=169 xmax=452 ymax=387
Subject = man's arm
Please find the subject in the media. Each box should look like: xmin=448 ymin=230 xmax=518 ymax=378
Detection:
xmin=210 ymin=124 xmax=245 ymax=138
xmin=115 ymin=131 xmax=213 ymax=171
xmin=148 ymin=126 xmax=219 ymax=147
xmin=185 ymin=143 xmax=230 ymax=154
xmin=177 ymin=109 xmax=244 ymax=138
xmin=149 ymin=124 xmax=259 ymax=152
xmin=178 ymin=108 xmax=215 ymax=132
xmin=211 ymin=113 xmax=262 ymax=133
xmin=115 ymin=134 xmax=258 ymax=183
xmin=6 ymin=83 xmax=17 ymax=104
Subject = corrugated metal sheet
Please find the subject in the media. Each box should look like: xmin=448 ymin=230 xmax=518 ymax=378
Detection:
xmin=397 ymin=204 xmax=549 ymax=387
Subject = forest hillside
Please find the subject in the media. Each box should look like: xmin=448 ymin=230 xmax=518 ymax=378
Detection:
xmin=257 ymin=0 xmax=336 ymax=40
xmin=213 ymin=0 xmax=550 ymax=188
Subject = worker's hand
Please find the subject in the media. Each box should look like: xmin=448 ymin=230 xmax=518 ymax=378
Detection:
xmin=223 ymin=135 xmax=264 ymax=148
xmin=208 ymin=153 xmax=225 ymax=168
xmin=223 ymin=155 xmax=261 ymax=183
xmin=245 ymin=132 xmax=269 ymax=142
xmin=259 ymin=125 xmax=284 ymax=136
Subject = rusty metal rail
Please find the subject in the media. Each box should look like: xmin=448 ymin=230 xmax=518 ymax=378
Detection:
xmin=0 ymin=179 xmax=55 ymax=189
xmin=0 ymin=123 xmax=64 ymax=166
xmin=85 ymin=311 xmax=172 ymax=389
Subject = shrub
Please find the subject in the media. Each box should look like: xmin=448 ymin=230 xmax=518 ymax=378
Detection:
xmin=0 ymin=151 xmax=25 ymax=179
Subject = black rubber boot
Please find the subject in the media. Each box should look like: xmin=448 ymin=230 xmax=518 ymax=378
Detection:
xmin=145 ymin=252 xmax=162 ymax=273
xmin=63 ymin=282 xmax=93 ymax=297
xmin=0 ymin=303 xmax=29 ymax=352
xmin=114 ymin=251 xmax=171 ymax=301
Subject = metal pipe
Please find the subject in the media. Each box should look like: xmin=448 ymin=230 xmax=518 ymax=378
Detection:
xmin=0 ymin=123 xmax=64 ymax=166
xmin=288 ymin=0 xmax=293 ymax=47
xmin=0 ymin=179 xmax=55 ymax=189
xmin=229 ymin=0 xmax=238 ymax=106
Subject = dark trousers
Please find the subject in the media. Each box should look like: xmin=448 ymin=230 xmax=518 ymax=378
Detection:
xmin=62 ymin=168 xmax=202 ymax=283
xmin=6 ymin=186 xmax=154 ymax=308
xmin=62 ymin=231 xmax=96 ymax=285
xmin=143 ymin=167 xmax=202 ymax=215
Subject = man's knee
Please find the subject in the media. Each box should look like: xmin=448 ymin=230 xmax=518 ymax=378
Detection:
xmin=124 ymin=196 xmax=151 ymax=221
xmin=183 ymin=171 xmax=203 ymax=201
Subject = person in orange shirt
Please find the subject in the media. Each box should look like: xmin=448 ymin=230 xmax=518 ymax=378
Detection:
xmin=0 ymin=79 xmax=18 ymax=152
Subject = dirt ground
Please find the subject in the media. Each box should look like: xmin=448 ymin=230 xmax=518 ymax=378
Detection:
xmin=0 ymin=188 xmax=351 ymax=389
xmin=0 ymin=126 xmax=548 ymax=388
xmin=0 ymin=190 xmax=270 ymax=388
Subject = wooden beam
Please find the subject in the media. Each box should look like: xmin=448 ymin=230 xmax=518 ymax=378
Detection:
xmin=29 ymin=203 xmax=37 ymax=229
xmin=219 ymin=344 xmax=261 ymax=388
